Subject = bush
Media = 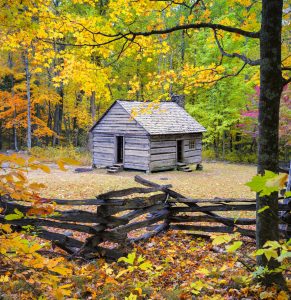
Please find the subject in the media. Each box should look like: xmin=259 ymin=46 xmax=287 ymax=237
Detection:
xmin=202 ymin=149 xmax=257 ymax=164
xmin=30 ymin=145 xmax=92 ymax=165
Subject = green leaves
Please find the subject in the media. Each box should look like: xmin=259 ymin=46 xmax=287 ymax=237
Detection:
xmin=225 ymin=241 xmax=243 ymax=253
xmin=211 ymin=234 xmax=234 ymax=245
xmin=254 ymin=240 xmax=286 ymax=261
xmin=117 ymin=251 xmax=153 ymax=277
xmin=190 ymin=280 xmax=208 ymax=295
xmin=246 ymin=171 xmax=288 ymax=196
xmin=118 ymin=252 xmax=136 ymax=265
xmin=5 ymin=208 xmax=24 ymax=220
xmin=211 ymin=234 xmax=243 ymax=254
xmin=257 ymin=205 xmax=269 ymax=214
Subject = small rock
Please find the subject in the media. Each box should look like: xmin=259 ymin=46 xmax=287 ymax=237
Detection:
xmin=63 ymin=231 xmax=73 ymax=237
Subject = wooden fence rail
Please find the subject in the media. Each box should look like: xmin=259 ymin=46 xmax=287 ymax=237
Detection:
xmin=0 ymin=175 xmax=290 ymax=260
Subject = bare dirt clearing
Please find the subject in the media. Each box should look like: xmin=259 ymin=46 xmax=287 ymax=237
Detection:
xmin=28 ymin=162 xmax=256 ymax=200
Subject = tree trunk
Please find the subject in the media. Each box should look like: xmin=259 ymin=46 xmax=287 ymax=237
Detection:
xmin=23 ymin=50 xmax=32 ymax=151
xmin=8 ymin=53 xmax=18 ymax=151
xmin=256 ymin=0 xmax=284 ymax=286
xmin=90 ymin=91 xmax=96 ymax=122
xmin=52 ymin=101 xmax=63 ymax=146
xmin=52 ymin=83 xmax=64 ymax=146
xmin=46 ymin=101 xmax=53 ymax=146
xmin=88 ymin=91 xmax=96 ymax=151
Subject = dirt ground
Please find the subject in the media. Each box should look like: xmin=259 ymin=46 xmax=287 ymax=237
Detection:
xmin=27 ymin=162 xmax=257 ymax=200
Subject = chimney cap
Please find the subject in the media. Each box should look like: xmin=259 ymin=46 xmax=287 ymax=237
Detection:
xmin=171 ymin=94 xmax=185 ymax=108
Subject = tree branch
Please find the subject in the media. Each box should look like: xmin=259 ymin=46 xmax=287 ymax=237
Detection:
xmin=213 ymin=30 xmax=260 ymax=66
xmin=38 ymin=19 xmax=260 ymax=49
xmin=130 ymin=22 xmax=260 ymax=39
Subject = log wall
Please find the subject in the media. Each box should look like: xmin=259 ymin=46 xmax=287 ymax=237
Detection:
xmin=149 ymin=133 xmax=202 ymax=171
xmin=91 ymin=102 xmax=150 ymax=169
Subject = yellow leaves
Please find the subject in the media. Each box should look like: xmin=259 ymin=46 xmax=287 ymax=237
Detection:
xmin=54 ymin=284 xmax=73 ymax=299
xmin=29 ymin=182 xmax=46 ymax=190
xmin=197 ymin=267 xmax=210 ymax=276
xmin=34 ymin=67 xmax=42 ymax=73
xmin=59 ymin=158 xmax=80 ymax=166
xmin=25 ymin=243 xmax=43 ymax=254
xmin=57 ymin=160 xmax=67 ymax=171
xmin=0 ymin=275 xmax=9 ymax=283
xmin=234 ymin=0 xmax=252 ymax=6
xmin=179 ymin=15 xmax=185 ymax=25
xmin=188 ymin=15 xmax=195 ymax=22
xmin=277 ymin=291 xmax=289 ymax=300
xmin=219 ymin=17 xmax=234 ymax=27
xmin=0 ymin=224 xmax=12 ymax=234
xmin=51 ymin=266 xmax=73 ymax=276
xmin=38 ymin=164 xmax=51 ymax=173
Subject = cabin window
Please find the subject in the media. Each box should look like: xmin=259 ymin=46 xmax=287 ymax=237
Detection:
xmin=189 ymin=139 xmax=196 ymax=149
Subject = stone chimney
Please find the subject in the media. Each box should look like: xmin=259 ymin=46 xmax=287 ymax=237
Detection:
xmin=171 ymin=94 xmax=185 ymax=108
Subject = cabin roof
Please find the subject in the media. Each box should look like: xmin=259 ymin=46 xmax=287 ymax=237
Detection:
xmin=90 ymin=100 xmax=206 ymax=135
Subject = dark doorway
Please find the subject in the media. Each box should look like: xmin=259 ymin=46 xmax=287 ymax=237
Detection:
xmin=116 ymin=136 xmax=124 ymax=163
xmin=177 ymin=140 xmax=184 ymax=163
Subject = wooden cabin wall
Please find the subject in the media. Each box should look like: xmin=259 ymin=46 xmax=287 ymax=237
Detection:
xmin=92 ymin=133 xmax=115 ymax=167
xmin=149 ymin=133 xmax=202 ymax=171
xmin=124 ymin=136 xmax=150 ymax=171
xmin=92 ymin=102 xmax=147 ymax=136
xmin=91 ymin=102 xmax=150 ymax=169
xmin=183 ymin=134 xmax=202 ymax=164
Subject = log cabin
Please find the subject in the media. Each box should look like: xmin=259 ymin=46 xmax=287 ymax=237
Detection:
xmin=90 ymin=95 xmax=206 ymax=173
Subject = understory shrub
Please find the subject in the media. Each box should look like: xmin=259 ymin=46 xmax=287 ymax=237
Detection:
xmin=30 ymin=145 xmax=92 ymax=165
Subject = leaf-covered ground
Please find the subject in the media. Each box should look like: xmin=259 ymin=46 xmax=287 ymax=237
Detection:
xmin=3 ymin=162 xmax=289 ymax=299
xmin=27 ymin=162 xmax=256 ymax=200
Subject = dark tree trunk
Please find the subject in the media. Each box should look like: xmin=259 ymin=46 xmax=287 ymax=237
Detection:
xmin=88 ymin=91 xmax=96 ymax=151
xmin=52 ymin=82 xmax=64 ymax=146
xmin=90 ymin=91 xmax=96 ymax=122
xmin=52 ymin=100 xmax=63 ymax=146
xmin=46 ymin=101 xmax=53 ymax=146
xmin=8 ymin=53 xmax=18 ymax=151
xmin=256 ymin=0 xmax=284 ymax=286
xmin=23 ymin=50 xmax=32 ymax=151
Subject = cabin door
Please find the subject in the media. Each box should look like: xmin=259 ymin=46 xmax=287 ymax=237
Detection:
xmin=116 ymin=136 xmax=124 ymax=163
xmin=177 ymin=140 xmax=184 ymax=163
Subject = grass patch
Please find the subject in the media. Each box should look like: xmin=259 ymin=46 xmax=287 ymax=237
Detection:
xmin=30 ymin=145 xmax=92 ymax=165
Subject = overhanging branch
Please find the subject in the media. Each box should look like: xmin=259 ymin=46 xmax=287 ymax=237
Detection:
xmin=129 ymin=22 xmax=260 ymax=39
xmin=213 ymin=30 xmax=260 ymax=66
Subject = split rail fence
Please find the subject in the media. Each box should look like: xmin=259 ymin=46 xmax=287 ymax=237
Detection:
xmin=1 ymin=175 xmax=290 ymax=260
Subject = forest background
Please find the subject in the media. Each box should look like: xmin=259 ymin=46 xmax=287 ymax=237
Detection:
xmin=0 ymin=0 xmax=290 ymax=163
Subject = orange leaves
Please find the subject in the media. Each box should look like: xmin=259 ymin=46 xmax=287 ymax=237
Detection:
xmin=105 ymin=276 xmax=119 ymax=285
xmin=27 ymin=205 xmax=54 ymax=216
xmin=56 ymin=158 xmax=80 ymax=171
xmin=37 ymin=164 xmax=51 ymax=173
xmin=0 ymin=154 xmax=50 ymax=203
